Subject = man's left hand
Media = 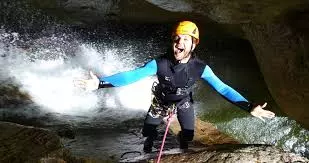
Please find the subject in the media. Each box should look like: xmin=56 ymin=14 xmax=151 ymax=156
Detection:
xmin=250 ymin=102 xmax=275 ymax=122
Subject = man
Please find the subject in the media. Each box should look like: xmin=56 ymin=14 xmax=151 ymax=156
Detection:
xmin=75 ymin=21 xmax=275 ymax=153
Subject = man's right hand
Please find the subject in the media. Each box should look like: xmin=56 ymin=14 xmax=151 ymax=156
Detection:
xmin=74 ymin=71 xmax=100 ymax=91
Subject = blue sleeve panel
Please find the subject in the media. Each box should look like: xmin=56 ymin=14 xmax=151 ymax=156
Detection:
xmin=201 ymin=65 xmax=249 ymax=103
xmin=99 ymin=59 xmax=157 ymax=87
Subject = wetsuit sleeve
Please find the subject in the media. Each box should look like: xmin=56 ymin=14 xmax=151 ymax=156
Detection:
xmin=98 ymin=59 xmax=157 ymax=88
xmin=201 ymin=65 xmax=253 ymax=112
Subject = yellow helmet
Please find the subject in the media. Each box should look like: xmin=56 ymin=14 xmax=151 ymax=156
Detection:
xmin=173 ymin=21 xmax=199 ymax=44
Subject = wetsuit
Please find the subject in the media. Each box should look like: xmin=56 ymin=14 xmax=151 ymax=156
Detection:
xmin=99 ymin=56 xmax=253 ymax=149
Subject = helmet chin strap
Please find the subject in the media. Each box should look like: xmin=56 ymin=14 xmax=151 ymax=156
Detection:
xmin=190 ymin=37 xmax=195 ymax=52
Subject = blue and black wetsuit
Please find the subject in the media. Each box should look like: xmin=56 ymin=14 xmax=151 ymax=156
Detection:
xmin=99 ymin=55 xmax=253 ymax=148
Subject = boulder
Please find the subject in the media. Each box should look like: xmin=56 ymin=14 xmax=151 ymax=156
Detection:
xmin=160 ymin=144 xmax=309 ymax=163
xmin=0 ymin=121 xmax=61 ymax=162
xmin=169 ymin=117 xmax=239 ymax=145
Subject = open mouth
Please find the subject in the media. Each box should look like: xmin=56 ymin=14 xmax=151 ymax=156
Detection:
xmin=175 ymin=47 xmax=184 ymax=53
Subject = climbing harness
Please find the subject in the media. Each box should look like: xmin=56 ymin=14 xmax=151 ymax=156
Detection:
xmin=148 ymin=81 xmax=192 ymax=118
xmin=148 ymin=82 xmax=178 ymax=118
xmin=148 ymin=98 xmax=177 ymax=118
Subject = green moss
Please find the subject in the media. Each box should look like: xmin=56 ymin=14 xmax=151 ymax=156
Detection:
xmin=199 ymin=105 xmax=248 ymax=124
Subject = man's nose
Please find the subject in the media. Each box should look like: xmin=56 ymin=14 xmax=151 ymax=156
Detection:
xmin=176 ymin=38 xmax=184 ymax=44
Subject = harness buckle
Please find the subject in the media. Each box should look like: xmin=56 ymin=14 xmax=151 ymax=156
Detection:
xmin=176 ymin=87 xmax=189 ymax=95
xmin=148 ymin=99 xmax=177 ymax=118
xmin=149 ymin=82 xmax=191 ymax=118
xmin=182 ymin=101 xmax=190 ymax=109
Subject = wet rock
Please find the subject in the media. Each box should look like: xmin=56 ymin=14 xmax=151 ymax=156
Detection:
xmin=39 ymin=148 xmax=111 ymax=163
xmin=40 ymin=157 xmax=66 ymax=163
xmin=0 ymin=84 xmax=32 ymax=108
xmin=160 ymin=144 xmax=309 ymax=163
xmin=120 ymin=144 xmax=309 ymax=162
xmin=242 ymin=12 xmax=309 ymax=128
xmin=169 ymin=117 xmax=239 ymax=145
xmin=29 ymin=0 xmax=208 ymax=24
xmin=0 ymin=0 xmax=59 ymax=32
xmin=0 ymin=121 xmax=107 ymax=163
xmin=0 ymin=121 xmax=62 ymax=163
xmin=27 ymin=0 xmax=309 ymax=25
xmin=53 ymin=124 xmax=76 ymax=139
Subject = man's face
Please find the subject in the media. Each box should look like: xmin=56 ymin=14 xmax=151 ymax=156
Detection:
xmin=172 ymin=34 xmax=195 ymax=62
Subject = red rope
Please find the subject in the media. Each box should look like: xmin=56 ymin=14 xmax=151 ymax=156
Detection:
xmin=156 ymin=112 xmax=174 ymax=163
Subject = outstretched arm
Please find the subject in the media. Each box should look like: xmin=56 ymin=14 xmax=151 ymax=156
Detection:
xmin=99 ymin=59 xmax=157 ymax=87
xmin=201 ymin=65 xmax=251 ymax=110
xmin=74 ymin=59 xmax=157 ymax=90
xmin=201 ymin=65 xmax=275 ymax=120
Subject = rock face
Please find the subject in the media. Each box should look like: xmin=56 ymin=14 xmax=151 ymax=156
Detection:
xmin=0 ymin=121 xmax=110 ymax=162
xmin=160 ymin=144 xmax=309 ymax=163
xmin=242 ymin=20 xmax=309 ymax=128
xmin=0 ymin=121 xmax=61 ymax=163
xmin=169 ymin=117 xmax=239 ymax=145
xmin=0 ymin=85 xmax=32 ymax=108
xmin=120 ymin=118 xmax=309 ymax=162
xmin=1 ymin=122 xmax=308 ymax=163
xmin=28 ymin=0 xmax=192 ymax=24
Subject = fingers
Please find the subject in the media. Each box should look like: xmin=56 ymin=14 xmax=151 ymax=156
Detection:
xmin=73 ymin=79 xmax=86 ymax=87
xmin=261 ymin=102 xmax=267 ymax=108
xmin=90 ymin=71 xmax=98 ymax=79
xmin=251 ymin=106 xmax=275 ymax=122
xmin=262 ymin=110 xmax=275 ymax=118
xmin=266 ymin=110 xmax=275 ymax=116
xmin=262 ymin=113 xmax=273 ymax=119
xmin=73 ymin=71 xmax=99 ymax=92
xmin=73 ymin=79 xmax=91 ymax=90
xmin=265 ymin=114 xmax=275 ymax=119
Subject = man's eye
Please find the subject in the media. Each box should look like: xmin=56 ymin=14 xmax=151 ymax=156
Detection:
xmin=173 ymin=37 xmax=180 ymax=41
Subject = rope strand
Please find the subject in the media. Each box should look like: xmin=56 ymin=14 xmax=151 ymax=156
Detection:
xmin=156 ymin=109 xmax=174 ymax=163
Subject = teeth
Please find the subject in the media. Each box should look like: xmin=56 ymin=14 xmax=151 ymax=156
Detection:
xmin=175 ymin=46 xmax=184 ymax=53
xmin=176 ymin=47 xmax=184 ymax=53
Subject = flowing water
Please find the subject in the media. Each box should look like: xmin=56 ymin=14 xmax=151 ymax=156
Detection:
xmin=0 ymin=24 xmax=170 ymax=160
xmin=0 ymin=2 xmax=308 ymax=160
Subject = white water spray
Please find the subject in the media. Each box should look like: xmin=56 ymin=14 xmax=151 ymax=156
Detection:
xmin=0 ymin=31 xmax=153 ymax=116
